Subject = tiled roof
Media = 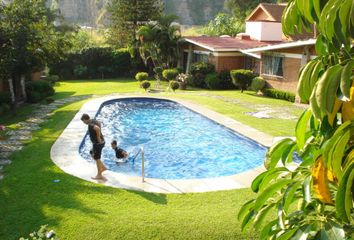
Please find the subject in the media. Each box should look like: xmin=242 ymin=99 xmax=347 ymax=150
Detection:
xmin=247 ymin=3 xmax=287 ymax=22
xmin=184 ymin=36 xmax=283 ymax=51
xmin=261 ymin=3 xmax=287 ymax=21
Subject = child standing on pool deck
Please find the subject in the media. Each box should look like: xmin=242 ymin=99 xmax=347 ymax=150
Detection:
xmin=111 ymin=140 xmax=128 ymax=163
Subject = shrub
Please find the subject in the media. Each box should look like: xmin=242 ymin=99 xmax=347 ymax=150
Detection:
xmin=264 ymin=88 xmax=295 ymax=102
xmin=26 ymin=80 xmax=55 ymax=103
xmin=250 ymin=76 xmax=266 ymax=92
xmin=135 ymin=72 xmax=149 ymax=82
xmin=218 ymin=70 xmax=235 ymax=89
xmin=190 ymin=62 xmax=215 ymax=75
xmin=49 ymin=48 xmax=131 ymax=80
xmin=230 ymin=69 xmax=255 ymax=93
xmin=140 ymin=80 xmax=151 ymax=91
xmin=205 ymin=73 xmax=220 ymax=89
xmin=73 ymin=65 xmax=88 ymax=78
xmin=189 ymin=62 xmax=215 ymax=88
xmin=162 ymin=69 xmax=179 ymax=81
xmin=169 ymin=81 xmax=180 ymax=92
xmin=204 ymin=71 xmax=235 ymax=90
xmin=0 ymin=92 xmax=11 ymax=104
xmin=176 ymin=67 xmax=184 ymax=74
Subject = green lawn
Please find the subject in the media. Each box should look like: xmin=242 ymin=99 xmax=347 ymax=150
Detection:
xmin=0 ymin=79 xmax=306 ymax=239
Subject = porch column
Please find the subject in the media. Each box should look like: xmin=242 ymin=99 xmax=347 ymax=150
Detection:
xmin=185 ymin=44 xmax=193 ymax=74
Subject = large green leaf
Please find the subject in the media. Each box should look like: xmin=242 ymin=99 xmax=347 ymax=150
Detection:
xmin=321 ymin=221 xmax=346 ymax=240
xmin=241 ymin=209 xmax=255 ymax=231
xmin=282 ymin=181 xmax=302 ymax=213
xmin=238 ymin=199 xmax=255 ymax=221
xmin=296 ymin=109 xmax=313 ymax=150
xmin=254 ymin=179 xmax=293 ymax=211
xmin=254 ymin=203 xmax=276 ymax=229
xmin=265 ymin=139 xmax=296 ymax=170
xmin=251 ymin=171 xmax=268 ymax=193
xmin=335 ymin=162 xmax=354 ymax=223
xmin=260 ymin=220 xmax=277 ymax=240
xmin=276 ymin=227 xmax=299 ymax=240
xmin=258 ymin=168 xmax=290 ymax=192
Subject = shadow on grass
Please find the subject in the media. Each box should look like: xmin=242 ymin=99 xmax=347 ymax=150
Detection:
xmin=59 ymin=78 xmax=137 ymax=84
xmin=0 ymin=109 xmax=167 ymax=239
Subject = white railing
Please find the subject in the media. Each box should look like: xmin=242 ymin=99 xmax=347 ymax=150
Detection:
xmin=141 ymin=147 xmax=145 ymax=182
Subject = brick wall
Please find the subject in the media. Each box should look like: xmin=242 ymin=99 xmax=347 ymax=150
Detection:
xmin=261 ymin=57 xmax=301 ymax=93
xmin=215 ymin=56 xmax=245 ymax=72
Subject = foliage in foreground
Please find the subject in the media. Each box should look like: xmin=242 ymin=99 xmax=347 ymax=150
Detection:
xmin=19 ymin=225 xmax=58 ymax=240
xmin=239 ymin=0 xmax=354 ymax=239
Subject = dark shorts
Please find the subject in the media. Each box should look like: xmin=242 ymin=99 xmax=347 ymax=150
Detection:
xmin=90 ymin=142 xmax=105 ymax=160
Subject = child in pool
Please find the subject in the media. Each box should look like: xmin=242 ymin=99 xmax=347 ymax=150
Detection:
xmin=111 ymin=140 xmax=128 ymax=163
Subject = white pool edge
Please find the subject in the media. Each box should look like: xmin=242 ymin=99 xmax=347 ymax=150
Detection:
xmin=51 ymin=95 xmax=274 ymax=194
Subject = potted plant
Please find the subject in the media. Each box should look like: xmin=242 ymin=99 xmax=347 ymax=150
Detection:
xmin=176 ymin=73 xmax=190 ymax=90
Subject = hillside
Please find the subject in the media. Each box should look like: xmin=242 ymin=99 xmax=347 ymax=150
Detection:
xmin=46 ymin=0 xmax=225 ymax=26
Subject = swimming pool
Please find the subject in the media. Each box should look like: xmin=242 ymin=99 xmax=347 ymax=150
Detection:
xmin=79 ymin=98 xmax=266 ymax=179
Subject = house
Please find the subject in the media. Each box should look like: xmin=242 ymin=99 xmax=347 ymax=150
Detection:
xmin=182 ymin=3 xmax=316 ymax=94
xmin=243 ymin=39 xmax=316 ymax=93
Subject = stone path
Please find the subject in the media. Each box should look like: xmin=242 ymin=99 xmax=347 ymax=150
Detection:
xmin=0 ymin=95 xmax=87 ymax=181
xmin=189 ymin=93 xmax=307 ymax=120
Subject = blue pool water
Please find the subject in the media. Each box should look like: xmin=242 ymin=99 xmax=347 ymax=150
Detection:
xmin=79 ymin=98 xmax=266 ymax=179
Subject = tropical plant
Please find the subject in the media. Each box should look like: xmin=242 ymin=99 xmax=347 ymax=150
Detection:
xmin=137 ymin=14 xmax=182 ymax=68
xmin=239 ymin=0 xmax=354 ymax=239
xmin=203 ymin=13 xmax=245 ymax=37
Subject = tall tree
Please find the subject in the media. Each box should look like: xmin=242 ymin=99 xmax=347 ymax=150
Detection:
xmin=203 ymin=13 xmax=245 ymax=37
xmin=0 ymin=0 xmax=71 ymax=109
xmin=107 ymin=0 xmax=163 ymax=47
xmin=239 ymin=0 xmax=354 ymax=239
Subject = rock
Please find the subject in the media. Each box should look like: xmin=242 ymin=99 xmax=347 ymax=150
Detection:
xmin=0 ymin=159 xmax=11 ymax=166
xmin=0 ymin=152 xmax=12 ymax=159
xmin=0 ymin=140 xmax=22 ymax=146
xmin=8 ymin=134 xmax=32 ymax=141
xmin=26 ymin=118 xmax=45 ymax=124
xmin=0 ymin=145 xmax=23 ymax=152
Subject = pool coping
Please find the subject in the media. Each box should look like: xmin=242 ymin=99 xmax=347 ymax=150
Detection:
xmin=51 ymin=95 xmax=274 ymax=194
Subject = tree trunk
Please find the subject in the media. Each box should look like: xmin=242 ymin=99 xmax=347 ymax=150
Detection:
xmin=7 ymin=78 xmax=17 ymax=115
xmin=20 ymin=75 xmax=27 ymax=102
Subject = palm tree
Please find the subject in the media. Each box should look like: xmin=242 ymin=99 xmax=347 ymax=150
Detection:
xmin=137 ymin=14 xmax=181 ymax=69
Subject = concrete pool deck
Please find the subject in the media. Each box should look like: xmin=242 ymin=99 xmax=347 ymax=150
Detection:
xmin=51 ymin=95 xmax=274 ymax=194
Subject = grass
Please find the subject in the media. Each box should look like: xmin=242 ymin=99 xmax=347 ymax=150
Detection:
xmin=0 ymin=79 xmax=306 ymax=239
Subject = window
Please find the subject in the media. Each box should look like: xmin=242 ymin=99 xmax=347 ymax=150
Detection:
xmin=262 ymin=55 xmax=284 ymax=77
xmin=193 ymin=52 xmax=209 ymax=63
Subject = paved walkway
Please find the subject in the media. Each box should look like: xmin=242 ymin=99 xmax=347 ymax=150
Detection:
xmin=0 ymin=96 xmax=87 ymax=180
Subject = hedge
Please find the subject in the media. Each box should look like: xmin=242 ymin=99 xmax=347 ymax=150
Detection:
xmin=49 ymin=48 xmax=131 ymax=80
xmin=264 ymin=88 xmax=295 ymax=102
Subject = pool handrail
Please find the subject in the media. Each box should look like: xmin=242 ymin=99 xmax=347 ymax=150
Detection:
xmin=141 ymin=147 xmax=145 ymax=182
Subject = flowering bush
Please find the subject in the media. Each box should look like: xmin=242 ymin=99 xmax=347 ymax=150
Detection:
xmin=176 ymin=73 xmax=191 ymax=90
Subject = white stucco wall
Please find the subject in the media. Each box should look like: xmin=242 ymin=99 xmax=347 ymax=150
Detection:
xmin=246 ymin=21 xmax=283 ymax=42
